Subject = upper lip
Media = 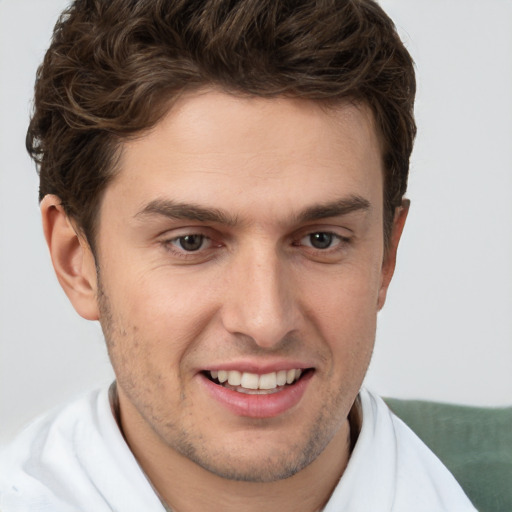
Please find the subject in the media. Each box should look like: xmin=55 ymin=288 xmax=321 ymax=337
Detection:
xmin=200 ymin=360 xmax=314 ymax=374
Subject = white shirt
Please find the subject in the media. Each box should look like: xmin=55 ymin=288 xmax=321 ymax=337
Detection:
xmin=0 ymin=387 xmax=476 ymax=511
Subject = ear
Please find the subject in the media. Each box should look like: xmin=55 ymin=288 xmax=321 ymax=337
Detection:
xmin=41 ymin=195 xmax=99 ymax=321
xmin=377 ymin=199 xmax=410 ymax=310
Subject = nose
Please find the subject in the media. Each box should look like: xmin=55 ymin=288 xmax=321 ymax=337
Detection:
xmin=220 ymin=244 xmax=301 ymax=349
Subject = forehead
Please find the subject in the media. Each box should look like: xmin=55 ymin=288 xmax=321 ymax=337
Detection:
xmin=104 ymin=90 xmax=383 ymax=223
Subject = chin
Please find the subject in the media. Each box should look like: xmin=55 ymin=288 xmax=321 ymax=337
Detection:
xmin=183 ymin=448 xmax=312 ymax=483
xmin=168 ymin=417 xmax=341 ymax=483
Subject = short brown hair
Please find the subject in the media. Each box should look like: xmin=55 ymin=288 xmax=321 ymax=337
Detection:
xmin=27 ymin=0 xmax=416 ymax=250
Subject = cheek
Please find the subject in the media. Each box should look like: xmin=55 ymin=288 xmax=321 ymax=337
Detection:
xmin=102 ymin=266 xmax=220 ymax=363
xmin=300 ymin=263 xmax=381 ymax=361
xmin=301 ymin=258 xmax=382 ymax=319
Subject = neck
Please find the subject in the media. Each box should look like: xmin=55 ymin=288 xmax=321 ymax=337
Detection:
xmin=110 ymin=383 xmax=360 ymax=512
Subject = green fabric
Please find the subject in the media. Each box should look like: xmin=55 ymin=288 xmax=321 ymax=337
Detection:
xmin=384 ymin=398 xmax=512 ymax=512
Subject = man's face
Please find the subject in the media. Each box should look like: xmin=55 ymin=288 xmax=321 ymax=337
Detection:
xmin=92 ymin=90 xmax=395 ymax=481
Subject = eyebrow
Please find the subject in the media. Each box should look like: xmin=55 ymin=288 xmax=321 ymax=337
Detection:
xmin=295 ymin=195 xmax=371 ymax=223
xmin=135 ymin=195 xmax=370 ymax=227
xmin=135 ymin=199 xmax=239 ymax=226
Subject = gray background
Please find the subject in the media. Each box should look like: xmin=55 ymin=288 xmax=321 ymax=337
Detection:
xmin=1 ymin=0 xmax=511 ymax=443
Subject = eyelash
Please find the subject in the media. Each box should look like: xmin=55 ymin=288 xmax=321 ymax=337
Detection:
xmin=293 ymin=232 xmax=349 ymax=251
xmin=160 ymin=230 xmax=352 ymax=261
xmin=161 ymin=233 xmax=217 ymax=260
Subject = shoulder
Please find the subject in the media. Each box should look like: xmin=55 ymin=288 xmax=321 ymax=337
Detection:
xmin=0 ymin=387 xmax=162 ymax=512
xmin=0 ymin=388 xmax=106 ymax=468
xmin=0 ymin=389 xmax=105 ymax=510
xmin=324 ymin=389 xmax=477 ymax=512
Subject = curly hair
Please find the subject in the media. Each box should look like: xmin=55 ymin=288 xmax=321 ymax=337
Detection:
xmin=27 ymin=0 xmax=416 ymax=250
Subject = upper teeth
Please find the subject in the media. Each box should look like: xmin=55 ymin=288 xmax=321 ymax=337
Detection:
xmin=210 ymin=369 xmax=302 ymax=390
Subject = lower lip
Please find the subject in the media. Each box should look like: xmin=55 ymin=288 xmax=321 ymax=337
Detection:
xmin=199 ymin=371 xmax=313 ymax=419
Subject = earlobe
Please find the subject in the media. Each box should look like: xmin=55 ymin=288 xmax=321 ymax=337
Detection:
xmin=41 ymin=195 xmax=99 ymax=321
xmin=377 ymin=199 xmax=410 ymax=310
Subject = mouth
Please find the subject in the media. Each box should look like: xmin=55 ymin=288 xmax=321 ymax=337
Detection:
xmin=203 ymin=368 xmax=311 ymax=395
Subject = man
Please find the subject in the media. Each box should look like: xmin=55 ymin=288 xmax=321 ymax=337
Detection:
xmin=0 ymin=0 xmax=476 ymax=510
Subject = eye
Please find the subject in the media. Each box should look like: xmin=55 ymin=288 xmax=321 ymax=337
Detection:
xmin=171 ymin=234 xmax=209 ymax=252
xmin=301 ymin=232 xmax=340 ymax=250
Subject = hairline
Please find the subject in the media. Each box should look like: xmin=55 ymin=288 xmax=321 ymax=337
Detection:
xmin=68 ymin=90 xmax=395 ymax=257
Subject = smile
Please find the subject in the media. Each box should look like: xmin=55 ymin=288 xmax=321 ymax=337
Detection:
xmin=201 ymin=368 xmax=312 ymax=418
xmin=207 ymin=369 xmax=304 ymax=394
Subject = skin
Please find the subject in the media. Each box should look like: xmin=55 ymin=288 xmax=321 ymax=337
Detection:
xmin=42 ymin=90 xmax=408 ymax=512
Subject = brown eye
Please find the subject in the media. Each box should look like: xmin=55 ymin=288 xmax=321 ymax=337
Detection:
xmin=176 ymin=235 xmax=205 ymax=251
xmin=308 ymin=232 xmax=334 ymax=249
